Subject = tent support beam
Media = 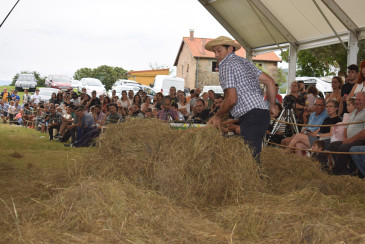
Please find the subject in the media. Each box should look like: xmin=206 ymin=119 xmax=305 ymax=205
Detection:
xmin=199 ymin=0 xmax=253 ymax=56
xmin=287 ymin=43 xmax=297 ymax=94
xmin=347 ymin=31 xmax=358 ymax=67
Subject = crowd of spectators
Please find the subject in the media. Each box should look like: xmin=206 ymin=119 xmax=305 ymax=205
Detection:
xmin=2 ymin=61 xmax=365 ymax=177
xmin=0 ymin=86 xmax=225 ymax=147
xmin=273 ymin=62 xmax=365 ymax=178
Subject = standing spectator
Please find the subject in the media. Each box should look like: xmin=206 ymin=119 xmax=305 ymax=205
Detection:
xmin=56 ymin=92 xmax=63 ymax=105
xmin=117 ymin=91 xmax=130 ymax=109
xmin=32 ymin=89 xmax=42 ymax=104
xmin=341 ymin=64 xmax=359 ymax=115
xmin=49 ymin=92 xmax=57 ymax=105
xmin=325 ymin=76 xmax=343 ymax=113
xmin=288 ymin=81 xmax=306 ymax=126
xmin=347 ymin=60 xmax=365 ymax=99
xmin=128 ymin=90 xmax=134 ymax=105
xmin=1 ymin=87 xmax=11 ymax=103
xmin=297 ymin=80 xmax=307 ymax=97
xmin=8 ymin=100 xmax=16 ymax=123
xmin=23 ymin=89 xmax=32 ymax=104
xmin=165 ymin=86 xmax=179 ymax=105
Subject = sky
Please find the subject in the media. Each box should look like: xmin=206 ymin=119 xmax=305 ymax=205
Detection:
xmin=0 ymin=0 xmax=237 ymax=81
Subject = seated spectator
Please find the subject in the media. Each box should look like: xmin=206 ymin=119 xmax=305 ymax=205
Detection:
xmin=331 ymin=98 xmax=355 ymax=142
xmin=153 ymin=92 xmax=164 ymax=111
xmin=87 ymin=90 xmax=101 ymax=108
xmin=131 ymin=94 xmax=142 ymax=108
xmin=11 ymin=90 xmax=20 ymax=101
xmin=127 ymin=90 xmax=134 ymax=105
xmin=105 ymin=104 xmax=121 ymax=124
xmin=128 ymin=104 xmax=144 ymax=118
xmin=93 ymin=104 xmax=106 ymax=126
xmin=157 ymin=97 xmax=178 ymax=121
xmin=177 ymin=91 xmax=190 ymax=119
xmin=187 ymin=99 xmax=212 ymax=124
xmin=266 ymin=103 xmax=286 ymax=144
xmin=201 ymin=92 xmax=209 ymax=108
xmin=281 ymin=98 xmax=328 ymax=150
xmin=286 ymin=100 xmax=340 ymax=155
xmin=101 ymin=96 xmax=111 ymax=113
xmin=349 ymin=146 xmax=365 ymax=178
xmin=286 ymin=81 xmax=306 ymax=127
xmin=189 ymin=88 xmax=201 ymax=111
xmin=117 ymin=91 xmax=130 ymax=109
xmin=48 ymin=106 xmax=62 ymax=140
xmin=32 ymin=89 xmax=42 ymax=104
xmin=49 ymin=92 xmax=57 ymax=105
xmin=171 ymin=103 xmax=185 ymax=121
xmin=22 ymin=103 xmax=34 ymax=127
xmin=58 ymin=106 xmax=74 ymax=137
xmin=70 ymin=93 xmax=80 ymax=106
xmin=144 ymin=108 xmax=154 ymax=118
xmin=328 ymin=91 xmax=365 ymax=175
xmin=311 ymin=140 xmax=328 ymax=171
xmin=141 ymin=96 xmax=154 ymax=114
xmin=302 ymin=85 xmax=318 ymax=124
xmin=347 ymin=60 xmax=365 ymax=100
xmin=23 ymin=89 xmax=31 ymax=104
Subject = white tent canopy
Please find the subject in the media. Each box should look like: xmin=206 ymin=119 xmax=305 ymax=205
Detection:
xmin=199 ymin=0 xmax=365 ymax=87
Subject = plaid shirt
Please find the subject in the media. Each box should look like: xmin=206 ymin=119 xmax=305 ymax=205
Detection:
xmin=49 ymin=112 xmax=62 ymax=125
xmin=219 ymin=53 xmax=267 ymax=119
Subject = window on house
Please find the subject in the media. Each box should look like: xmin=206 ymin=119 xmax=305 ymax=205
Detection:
xmin=212 ymin=61 xmax=219 ymax=72
xmin=274 ymin=62 xmax=277 ymax=67
xmin=258 ymin=63 xmax=263 ymax=67
xmin=186 ymin=64 xmax=189 ymax=73
xmin=181 ymin=65 xmax=184 ymax=75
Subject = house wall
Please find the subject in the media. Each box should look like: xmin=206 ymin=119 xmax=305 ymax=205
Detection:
xmin=175 ymin=44 xmax=196 ymax=89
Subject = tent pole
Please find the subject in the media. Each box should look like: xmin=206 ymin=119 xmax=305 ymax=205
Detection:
xmin=287 ymin=44 xmax=297 ymax=94
xmin=347 ymin=31 xmax=358 ymax=67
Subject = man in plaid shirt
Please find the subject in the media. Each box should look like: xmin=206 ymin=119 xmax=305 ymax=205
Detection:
xmin=48 ymin=106 xmax=62 ymax=140
xmin=205 ymin=36 xmax=276 ymax=163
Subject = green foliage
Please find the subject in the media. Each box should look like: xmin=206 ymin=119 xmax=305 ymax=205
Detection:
xmin=11 ymin=71 xmax=46 ymax=87
xmin=281 ymin=40 xmax=365 ymax=77
xmin=73 ymin=65 xmax=128 ymax=90
xmin=276 ymin=68 xmax=287 ymax=93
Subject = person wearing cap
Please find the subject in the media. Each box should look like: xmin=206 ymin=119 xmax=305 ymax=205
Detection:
xmin=205 ymin=36 xmax=276 ymax=163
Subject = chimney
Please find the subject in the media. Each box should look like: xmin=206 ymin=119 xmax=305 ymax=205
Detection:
xmin=201 ymin=39 xmax=206 ymax=55
xmin=189 ymin=29 xmax=194 ymax=41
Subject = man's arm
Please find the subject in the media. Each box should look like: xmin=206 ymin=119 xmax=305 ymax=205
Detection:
xmin=343 ymin=129 xmax=365 ymax=144
xmin=258 ymin=73 xmax=276 ymax=114
xmin=207 ymin=88 xmax=237 ymax=127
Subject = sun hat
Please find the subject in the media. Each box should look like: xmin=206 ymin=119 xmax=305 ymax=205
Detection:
xmin=205 ymin=36 xmax=241 ymax=52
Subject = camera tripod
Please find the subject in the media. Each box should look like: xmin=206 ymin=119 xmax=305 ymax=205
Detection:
xmin=267 ymin=107 xmax=299 ymax=143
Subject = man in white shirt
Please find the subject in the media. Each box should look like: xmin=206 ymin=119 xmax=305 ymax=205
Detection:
xmin=32 ymin=89 xmax=42 ymax=104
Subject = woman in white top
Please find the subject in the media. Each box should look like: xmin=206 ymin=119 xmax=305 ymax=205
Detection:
xmin=177 ymin=91 xmax=190 ymax=118
xmin=348 ymin=60 xmax=365 ymax=99
xmin=117 ymin=91 xmax=130 ymax=109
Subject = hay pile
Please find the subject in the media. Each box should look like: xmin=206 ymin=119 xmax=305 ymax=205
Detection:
xmin=5 ymin=119 xmax=365 ymax=243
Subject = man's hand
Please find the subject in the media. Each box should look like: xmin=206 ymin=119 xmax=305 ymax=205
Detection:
xmin=342 ymin=137 xmax=354 ymax=144
xmin=207 ymin=115 xmax=222 ymax=128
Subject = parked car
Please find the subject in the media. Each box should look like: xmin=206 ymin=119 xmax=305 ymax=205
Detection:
xmin=78 ymin=78 xmax=106 ymax=96
xmin=45 ymin=75 xmax=72 ymax=91
xmin=295 ymin=77 xmax=332 ymax=98
xmin=15 ymin=74 xmax=37 ymax=92
xmin=108 ymin=85 xmax=140 ymax=98
xmin=112 ymin=79 xmax=141 ymax=91
xmin=150 ymin=75 xmax=184 ymax=95
xmin=37 ymin=87 xmax=60 ymax=102
xmin=70 ymin=79 xmax=80 ymax=89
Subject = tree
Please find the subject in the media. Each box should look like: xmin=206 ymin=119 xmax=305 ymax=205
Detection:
xmin=11 ymin=71 xmax=45 ymax=87
xmin=276 ymin=68 xmax=287 ymax=93
xmin=73 ymin=65 xmax=128 ymax=90
xmin=281 ymin=39 xmax=365 ymax=77
xmin=148 ymin=62 xmax=169 ymax=70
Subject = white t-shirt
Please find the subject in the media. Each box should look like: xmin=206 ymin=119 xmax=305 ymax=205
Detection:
xmin=178 ymin=102 xmax=190 ymax=116
xmin=117 ymin=99 xmax=130 ymax=109
xmin=32 ymin=94 xmax=41 ymax=104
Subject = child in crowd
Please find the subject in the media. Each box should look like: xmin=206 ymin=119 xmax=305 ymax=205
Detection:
xmin=8 ymin=100 xmax=16 ymax=123
xmin=311 ymin=140 xmax=328 ymax=171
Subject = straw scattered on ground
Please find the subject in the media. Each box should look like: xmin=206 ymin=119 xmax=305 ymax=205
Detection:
xmin=1 ymin=119 xmax=365 ymax=243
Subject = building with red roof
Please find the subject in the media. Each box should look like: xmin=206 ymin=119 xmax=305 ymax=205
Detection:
xmin=174 ymin=30 xmax=282 ymax=89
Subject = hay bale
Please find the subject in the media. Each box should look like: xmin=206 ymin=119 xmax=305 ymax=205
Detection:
xmin=19 ymin=179 xmax=234 ymax=243
xmin=80 ymin=119 xmax=265 ymax=207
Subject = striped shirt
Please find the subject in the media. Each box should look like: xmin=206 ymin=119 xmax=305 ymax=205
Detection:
xmin=219 ymin=53 xmax=267 ymax=119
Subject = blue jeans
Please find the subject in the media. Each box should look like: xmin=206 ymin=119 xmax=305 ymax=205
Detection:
xmin=350 ymin=146 xmax=365 ymax=177
xmin=239 ymin=108 xmax=270 ymax=164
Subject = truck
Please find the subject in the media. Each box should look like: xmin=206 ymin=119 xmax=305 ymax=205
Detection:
xmin=150 ymin=75 xmax=185 ymax=96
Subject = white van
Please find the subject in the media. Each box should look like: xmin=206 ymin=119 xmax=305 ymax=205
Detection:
xmin=202 ymin=86 xmax=224 ymax=96
xmin=295 ymin=77 xmax=332 ymax=98
xmin=150 ymin=75 xmax=184 ymax=95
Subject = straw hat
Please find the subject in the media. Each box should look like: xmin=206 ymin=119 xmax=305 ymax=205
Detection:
xmin=205 ymin=36 xmax=241 ymax=52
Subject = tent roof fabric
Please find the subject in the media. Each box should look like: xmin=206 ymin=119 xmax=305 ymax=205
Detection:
xmin=199 ymin=0 xmax=365 ymax=55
